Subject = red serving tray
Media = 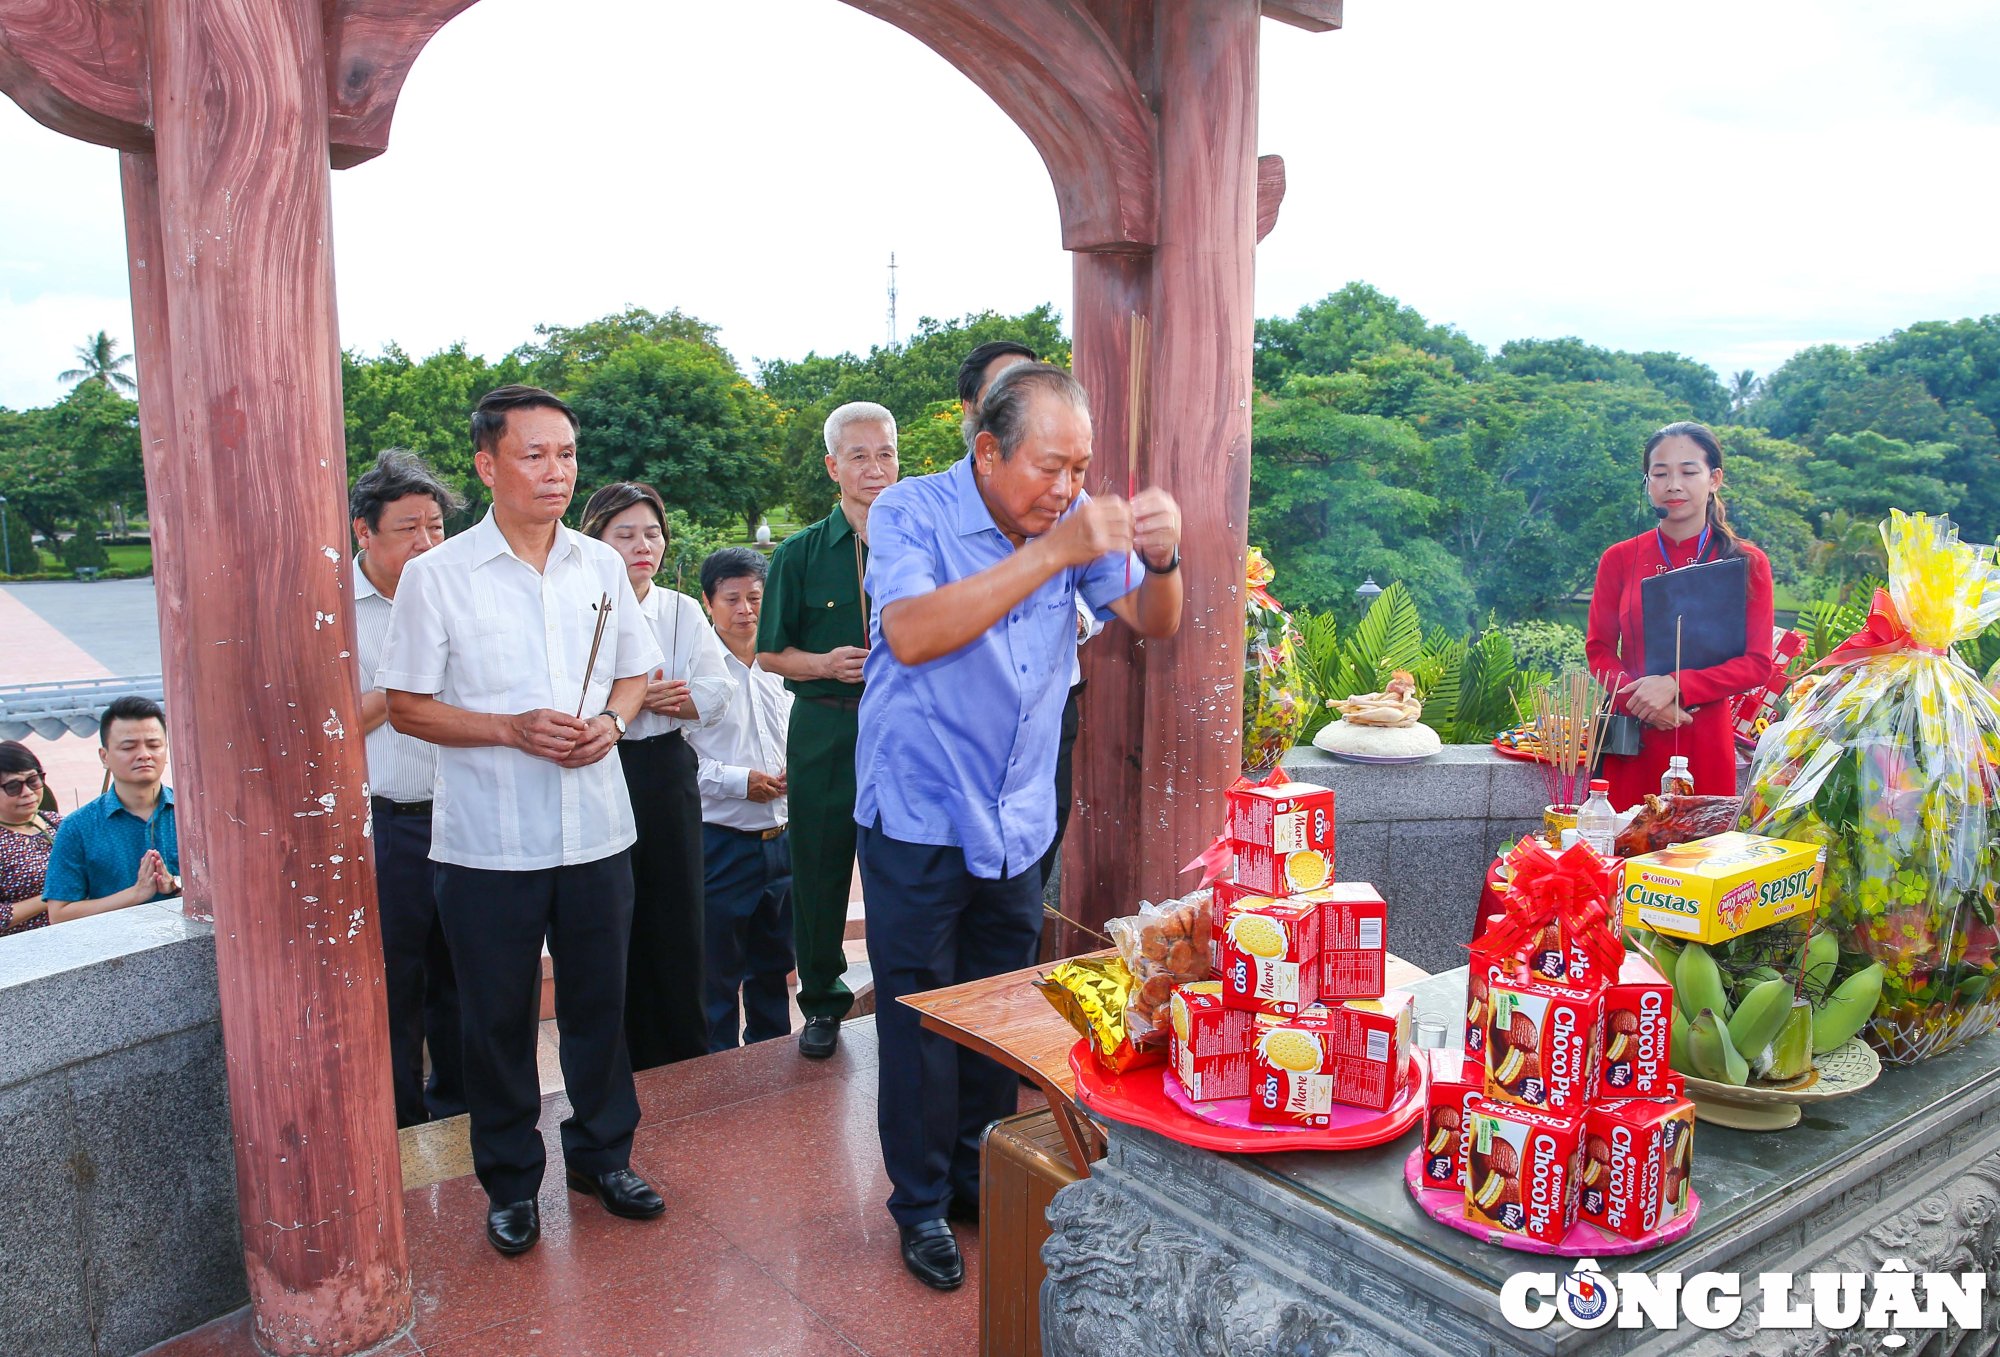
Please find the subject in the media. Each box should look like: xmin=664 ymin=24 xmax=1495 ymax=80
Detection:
xmin=1490 ymin=737 xmax=1551 ymax=765
xmin=1068 ymin=1039 xmax=1429 ymax=1154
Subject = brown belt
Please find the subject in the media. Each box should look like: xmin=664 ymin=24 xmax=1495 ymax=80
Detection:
xmin=716 ymin=823 xmax=787 ymax=841
xmin=801 ymin=694 xmax=862 ymax=713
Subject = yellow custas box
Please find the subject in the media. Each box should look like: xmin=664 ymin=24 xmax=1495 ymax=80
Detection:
xmin=1620 ymin=832 xmax=1824 ymax=944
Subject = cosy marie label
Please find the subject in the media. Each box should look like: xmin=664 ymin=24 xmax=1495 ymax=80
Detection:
xmin=1501 ymin=1258 xmax=1986 ymax=1338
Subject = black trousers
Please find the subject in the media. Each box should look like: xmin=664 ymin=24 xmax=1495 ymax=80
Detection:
xmin=701 ymin=823 xmax=794 ymax=1052
xmin=1037 ymin=681 xmax=1085 ymax=891
xmin=857 ymin=819 xmax=1043 ymax=1226
xmin=371 ymin=799 xmax=464 ymax=1128
xmin=618 ymin=733 xmax=709 ymax=1070
xmin=434 ymin=852 xmax=639 ymax=1206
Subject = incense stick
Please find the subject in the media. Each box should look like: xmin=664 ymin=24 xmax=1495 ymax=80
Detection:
xmin=1672 ymin=615 xmax=1684 ymax=764
xmin=1531 ymin=668 xmax=1612 ymax=809
xmin=575 ymin=591 xmax=612 ymax=718
xmin=1125 ymin=312 xmax=1149 ymax=589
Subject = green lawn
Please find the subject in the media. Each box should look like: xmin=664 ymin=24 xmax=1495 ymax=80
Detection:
xmin=105 ymin=543 xmax=153 ymax=573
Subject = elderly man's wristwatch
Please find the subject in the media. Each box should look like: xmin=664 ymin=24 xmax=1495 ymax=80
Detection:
xmin=599 ymin=709 xmax=627 ymax=738
xmin=1141 ymin=545 xmax=1181 ymax=574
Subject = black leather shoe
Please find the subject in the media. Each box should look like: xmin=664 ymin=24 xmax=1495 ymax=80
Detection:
xmin=798 ymin=1015 xmax=840 ymax=1059
xmin=486 ymin=1199 xmax=540 ymax=1255
xmin=565 ymin=1167 xmax=666 ymax=1220
xmin=899 ymin=1218 xmax=964 ymax=1290
xmin=946 ymin=1192 xmax=980 ymax=1226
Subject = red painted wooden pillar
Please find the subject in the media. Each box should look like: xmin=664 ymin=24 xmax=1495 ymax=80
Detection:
xmin=1065 ymin=2 xmax=1259 ymax=937
xmin=141 ymin=0 xmax=411 ymax=1349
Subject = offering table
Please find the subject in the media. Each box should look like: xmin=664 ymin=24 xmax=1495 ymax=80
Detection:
xmin=1040 ymin=967 xmax=2000 ymax=1356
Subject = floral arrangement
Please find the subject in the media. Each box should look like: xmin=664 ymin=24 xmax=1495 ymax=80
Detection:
xmin=1741 ymin=510 xmax=2000 ymax=1064
xmin=1242 ymin=547 xmax=1309 ymax=772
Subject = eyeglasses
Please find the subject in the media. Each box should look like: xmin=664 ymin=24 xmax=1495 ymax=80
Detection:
xmin=0 ymin=773 xmax=45 ymax=797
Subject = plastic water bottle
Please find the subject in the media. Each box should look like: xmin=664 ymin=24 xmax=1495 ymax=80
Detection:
xmin=1661 ymin=756 xmax=1694 ymax=799
xmin=1577 ymin=778 xmax=1617 ymax=857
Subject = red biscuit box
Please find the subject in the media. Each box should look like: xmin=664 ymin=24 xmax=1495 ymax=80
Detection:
xmin=1482 ymin=977 xmax=1601 ymax=1117
xmin=1169 ymin=981 xmax=1256 ymax=1102
xmin=1249 ymin=993 xmax=1412 ymax=1125
xmin=1213 ymin=892 xmax=1322 ymax=1017
xmin=1229 ymin=840 xmax=1335 ymax=897
xmin=1309 ymin=883 xmax=1387 ymax=1000
xmin=1419 ymin=1052 xmax=1484 ymax=1190
xmin=1463 ymin=939 xmax=1526 ymax=1061
xmin=1464 ymin=1096 xmax=1584 ymax=1245
xmin=1592 ymin=952 xmax=1676 ymax=1102
xmin=1225 ymin=780 xmax=1335 ymax=853
xmin=1579 ymin=1095 xmax=1696 ymax=1240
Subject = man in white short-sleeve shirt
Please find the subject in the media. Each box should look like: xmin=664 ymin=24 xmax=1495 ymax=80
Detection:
xmin=350 ymin=448 xmax=467 ymax=1131
xmin=377 ymin=385 xmax=666 ymax=1257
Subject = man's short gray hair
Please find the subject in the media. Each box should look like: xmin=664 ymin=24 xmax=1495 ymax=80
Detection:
xmin=823 ymin=401 xmax=897 ymax=456
xmin=974 ymin=363 xmax=1091 ymax=461
xmin=349 ymin=448 xmax=466 ymax=529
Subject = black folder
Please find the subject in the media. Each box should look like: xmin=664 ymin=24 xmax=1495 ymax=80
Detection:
xmin=1641 ymin=556 xmax=1748 ymax=675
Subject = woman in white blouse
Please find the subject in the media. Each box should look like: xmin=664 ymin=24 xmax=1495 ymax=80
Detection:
xmin=581 ymin=482 xmax=735 ymax=1068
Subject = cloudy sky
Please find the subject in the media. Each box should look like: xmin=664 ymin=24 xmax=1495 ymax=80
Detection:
xmin=2 ymin=0 xmax=1996 ymax=411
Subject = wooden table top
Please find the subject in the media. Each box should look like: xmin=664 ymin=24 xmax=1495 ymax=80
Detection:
xmin=900 ymin=949 xmax=1431 ymax=1101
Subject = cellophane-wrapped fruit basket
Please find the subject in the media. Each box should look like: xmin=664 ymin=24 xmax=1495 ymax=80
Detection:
xmin=1741 ymin=510 xmax=2000 ymax=1064
xmin=1242 ymin=547 xmax=1309 ymax=774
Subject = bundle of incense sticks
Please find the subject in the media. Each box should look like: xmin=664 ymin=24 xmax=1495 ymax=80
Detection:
xmin=575 ymin=591 xmax=612 ymax=718
xmin=1527 ymin=669 xmax=1615 ymax=809
xmin=1125 ymin=311 xmax=1149 ymax=589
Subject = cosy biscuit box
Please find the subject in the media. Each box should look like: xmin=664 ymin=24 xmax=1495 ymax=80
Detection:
xmin=1621 ymin=832 xmax=1824 ymax=945
xmin=1419 ymin=1052 xmax=1485 ymax=1190
xmin=1169 ymin=981 xmax=1256 ymax=1102
xmin=1482 ymin=978 xmax=1601 ymax=1118
xmin=1225 ymin=781 xmax=1335 ymax=896
xmin=1580 ymin=1095 xmax=1696 ymax=1240
xmin=1306 ymin=882 xmax=1388 ymax=1000
xmin=1249 ymin=992 xmax=1413 ymax=1125
xmin=1592 ymin=952 xmax=1676 ymax=1101
xmin=1464 ymin=1096 xmax=1584 ymax=1245
xmin=1213 ymin=891 xmax=1323 ymax=1017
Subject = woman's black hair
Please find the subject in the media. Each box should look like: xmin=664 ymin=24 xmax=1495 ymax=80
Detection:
xmin=0 ymin=739 xmax=54 ymax=813
xmin=1644 ymin=421 xmax=1742 ymax=560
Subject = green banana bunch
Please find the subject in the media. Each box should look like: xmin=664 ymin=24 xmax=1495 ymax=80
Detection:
xmin=1650 ymin=937 xmax=1681 ymax=989
xmin=1669 ymin=1007 xmax=1695 ymax=1078
xmin=1801 ymin=929 xmax=1839 ymax=996
xmin=1675 ymin=942 xmax=1730 ymax=1023
xmin=1727 ymin=978 xmax=1797 ymax=1062
xmin=1688 ymin=1008 xmax=1750 ymax=1085
xmin=1757 ymin=999 xmax=1815 ymax=1082
xmin=1812 ymin=963 xmax=1885 ymax=1055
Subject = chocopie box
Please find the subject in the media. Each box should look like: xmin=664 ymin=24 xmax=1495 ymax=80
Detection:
xmin=1169 ymin=981 xmax=1256 ymax=1102
xmin=1465 ymin=1096 xmax=1584 ymax=1245
xmin=1482 ymin=978 xmax=1601 ymax=1117
xmin=1463 ymin=942 xmax=1524 ymax=1061
xmin=1419 ymin=1052 xmax=1484 ymax=1190
xmin=1523 ymin=861 xmax=1624 ymax=990
xmin=1249 ymin=993 xmax=1412 ymax=1124
xmin=1305 ymin=883 xmax=1388 ymax=1000
xmin=1592 ymin=952 xmax=1675 ymax=1101
xmin=1579 ymin=1095 xmax=1696 ymax=1240
xmin=1225 ymin=780 xmax=1335 ymax=853
xmin=1213 ymin=892 xmax=1322 ymax=1017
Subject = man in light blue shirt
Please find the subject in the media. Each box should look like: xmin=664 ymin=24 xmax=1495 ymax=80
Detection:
xmin=856 ymin=363 xmax=1184 ymax=1288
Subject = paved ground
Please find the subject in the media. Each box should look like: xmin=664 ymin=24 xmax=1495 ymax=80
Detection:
xmin=2 ymin=578 xmax=162 ymax=676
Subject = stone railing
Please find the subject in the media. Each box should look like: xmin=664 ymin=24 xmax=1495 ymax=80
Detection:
xmin=1278 ymin=743 xmax=1549 ymax=975
xmin=0 ymin=905 xmax=243 ymax=1357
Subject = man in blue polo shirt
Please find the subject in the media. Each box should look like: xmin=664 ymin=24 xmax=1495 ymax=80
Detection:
xmin=44 ymin=695 xmax=180 ymax=922
xmin=857 ymin=363 xmax=1184 ymax=1289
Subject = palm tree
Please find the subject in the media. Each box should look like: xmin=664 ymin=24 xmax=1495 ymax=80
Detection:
xmin=1807 ymin=509 xmax=1886 ymax=602
xmin=1729 ymin=370 xmax=1760 ymax=414
xmin=58 ymin=331 xmax=137 ymax=393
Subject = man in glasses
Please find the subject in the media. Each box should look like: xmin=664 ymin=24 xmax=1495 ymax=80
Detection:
xmin=43 ymin=695 xmax=180 ymax=922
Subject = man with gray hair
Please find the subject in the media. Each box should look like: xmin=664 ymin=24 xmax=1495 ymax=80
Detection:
xmin=755 ymin=401 xmax=899 ymax=1058
xmin=350 ymin=447 xmax=468 ymax=1128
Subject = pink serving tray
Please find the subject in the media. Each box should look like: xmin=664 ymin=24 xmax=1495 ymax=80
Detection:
xmin=1401 ymin=1147 xmax=1702 ymax=1256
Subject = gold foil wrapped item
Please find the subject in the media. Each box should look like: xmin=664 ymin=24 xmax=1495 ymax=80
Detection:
xmin=1035 ymin=956 xmax=1165 ymax=1073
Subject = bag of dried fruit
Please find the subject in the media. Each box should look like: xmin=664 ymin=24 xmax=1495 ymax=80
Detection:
xmin=1243 ymin=547 xmax=1308 ymax=773
xmin=1741 ymin=510 xmax=2000 ymax=1063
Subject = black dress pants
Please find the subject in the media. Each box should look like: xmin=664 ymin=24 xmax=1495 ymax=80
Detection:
xmin=1037 ymin=680 xmax=1085 ymax=891
xmin=618 ymin=732 xmax=710 ymax=1069
xmin=371 ymin=799 xmax=464 ymax=1127
xmin=434 ymin=852 xmax=640 ymax=1206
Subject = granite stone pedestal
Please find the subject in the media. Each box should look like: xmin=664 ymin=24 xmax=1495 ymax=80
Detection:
xmin=1041 ymin=969 xmax=2000 ymax=1356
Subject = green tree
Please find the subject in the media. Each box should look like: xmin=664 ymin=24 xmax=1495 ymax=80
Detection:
xmin=1807 ymin=509 xmax=1888 ymax=603
xmin=1729 ymin=370 xmax=1761 ymax=414
xmin=1810 ymin=430 xmax=1962 ymax=523
xmin=1808 ymin=370 xmax=2000 ymax=541
xmin=1861 ymin=315 xmax=2000 ymax=436
xmin=0 ymin=407 xmax=85 ymax=542
xmin=516 ymin=305 xmax=725 ymax=394
xmin=566 ymin=338 xmax=784 ymax=531
xmin=343 ymin=342 xmax=524 ymax=518
xmin=1254 ymin=283 xmax=1487 ymax=390
xmin=60 ymin=515 xmax=111 ymax=570
xmin=1712 ymin=427 xmax=1816 ymax=585
xmin=45 ymin=380 xmax=145 ymax=523
xmin=1632 ymin=351 xmax=1731 ymax=425
xmin=1744 ymin=343 xmax=1864 ymax=440
xmin=58 ymin=331 xmax=136 ymax=394
xmin=1493 ymin=337 xmax=1648 ymax=387
xmin=1 ymin=502 xmax=39 ymax=574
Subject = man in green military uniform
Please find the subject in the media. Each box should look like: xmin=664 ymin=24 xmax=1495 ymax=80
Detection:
xmin=757 ymin=401 xmax=900 ymax=1057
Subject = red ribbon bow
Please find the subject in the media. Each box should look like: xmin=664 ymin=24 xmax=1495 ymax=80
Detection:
xmin=1480 ymin=839 xmax=1624 ymax=980
xmin=1818 ymin=587 xmax=1945 ymax=669
xmin=1180 ymin=768 xmax=1290 ymax=888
